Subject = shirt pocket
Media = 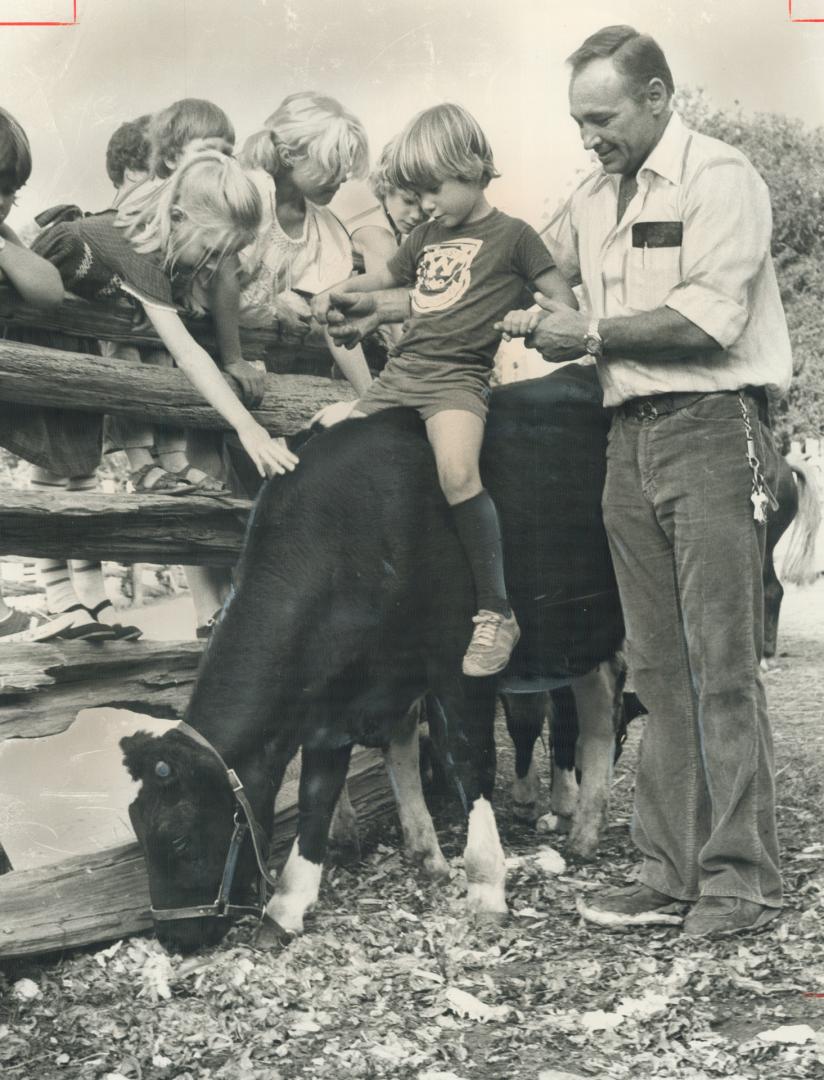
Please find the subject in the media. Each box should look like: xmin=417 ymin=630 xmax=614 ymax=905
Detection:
xmin=624 ymin=221 xmax=683 ymax=311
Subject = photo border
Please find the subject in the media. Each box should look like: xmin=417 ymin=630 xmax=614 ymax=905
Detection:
xmin=0 ymin=0 xmax=76 ymax=26
xmin=789 ymin=0 xmax=824 ymax=22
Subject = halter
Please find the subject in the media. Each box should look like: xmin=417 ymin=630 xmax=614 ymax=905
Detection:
xmin=149 ymin=721 xmax=278 ymax=924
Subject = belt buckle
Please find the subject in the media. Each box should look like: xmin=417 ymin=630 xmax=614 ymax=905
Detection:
xmin=637 ymin=400 xmax=658 ymax=421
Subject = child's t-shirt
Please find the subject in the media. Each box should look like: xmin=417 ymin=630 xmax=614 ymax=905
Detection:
xmin=32 ymin=211 xmax=178 ymax=313
xmin=387 ymin=208 xmax=554 ymax=368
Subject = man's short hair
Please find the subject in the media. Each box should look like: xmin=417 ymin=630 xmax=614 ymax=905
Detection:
xmin=567 ymin=25 xmax=675 ymax=100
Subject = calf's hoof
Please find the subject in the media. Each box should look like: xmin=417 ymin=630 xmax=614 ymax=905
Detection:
xmin=567 ymin=823 xmax=600 ymax=861
xmin=466 ymin=880 xmax=508 ymax=916
xmin=419 ymin=851 xmax=451 ymax=882
xmin=537 ymin=811 xmax=571 ymax=834
xmin=253 ymin=914 xmax=295 ymax=950
xmin=512 ymin=800 xmax=539 ymax=824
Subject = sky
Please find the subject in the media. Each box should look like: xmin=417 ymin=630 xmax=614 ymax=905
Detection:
xmin=3 ymin=0 xmax=824 ymax=229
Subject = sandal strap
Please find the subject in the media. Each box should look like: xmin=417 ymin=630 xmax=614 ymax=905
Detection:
xmin=131 ymin=464 xmax=194 ymax=494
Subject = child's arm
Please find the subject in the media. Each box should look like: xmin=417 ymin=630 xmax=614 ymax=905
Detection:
xmin=143 ymin=304 xmax=298 ymax=478
xmin=311 ymin=266 xmax=401 ymax=325
xmin=322 ymin=330 xmax=372 ymax=395
xmin=207 ymin=257 xmax=266 ymax=408
xmin=0 ymin=224 xmax=64 ymax=308
xmin=495 ymin=267 xmax=578 ymax=342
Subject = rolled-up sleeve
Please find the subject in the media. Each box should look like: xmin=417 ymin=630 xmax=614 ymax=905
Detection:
xmin=664 ymin=158 xmax=773 ymax=348
xmin=541 ymin=197 xmax=582 ymax=289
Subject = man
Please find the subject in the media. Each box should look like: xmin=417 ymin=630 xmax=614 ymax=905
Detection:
xmin=525 ymin=25 xmax=792 ymax=937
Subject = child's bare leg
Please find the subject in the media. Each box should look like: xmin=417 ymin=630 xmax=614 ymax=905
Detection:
xmin=425 ymin=410 xmax=519 ymax=677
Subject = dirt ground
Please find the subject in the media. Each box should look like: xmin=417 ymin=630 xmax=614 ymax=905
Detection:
xmin=1 ymin=582 xmax=823 ymax=1080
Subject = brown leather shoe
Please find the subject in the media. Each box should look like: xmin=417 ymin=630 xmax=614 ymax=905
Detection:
xmin=578 ymin=882 xmax=688 ymax=928
xmin=682 ymin=896 xmax=781 ymax=938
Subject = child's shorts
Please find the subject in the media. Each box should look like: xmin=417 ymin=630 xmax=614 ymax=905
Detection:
xmin=357 ymin=354 xmax=491 ymax=422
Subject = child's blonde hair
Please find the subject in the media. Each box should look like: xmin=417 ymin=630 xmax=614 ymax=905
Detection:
xmin=240 ymin=91 xmax=369 ymax=188
xmin=369 ymin=138 xmax=406 ymax=201
xmin=149 ymin=98 xmax=235 ymax=179
xmin=116 ymin=149 xmax=261 ymax=272
xmin=389 ymin=103 xmax=499 ymax=192
xmin=0 ymin=106 xmax=32 ymax=188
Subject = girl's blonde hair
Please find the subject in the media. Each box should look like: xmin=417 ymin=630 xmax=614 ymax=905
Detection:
xmin=116 ymin=149 xmax=261 ymax=272
xmin=240 ymin=91 xmax=369 ymax=188
xmin=388 ymin=103 xmax=499 ymax=192
xmin=149 ymin=98 xmax=235 ymax=179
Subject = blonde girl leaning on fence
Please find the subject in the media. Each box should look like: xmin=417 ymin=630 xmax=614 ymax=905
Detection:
xmin=216 ymin=91 xmax=373 ymax=395
xmin=14 ymin=150 xmax=297 ymax=642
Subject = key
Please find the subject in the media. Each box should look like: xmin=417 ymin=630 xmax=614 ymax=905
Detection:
xmin=751 ymin=490 xmax=769 ymax=523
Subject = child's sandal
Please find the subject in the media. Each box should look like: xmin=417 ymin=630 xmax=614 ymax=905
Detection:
xmin=175 ymin=466 xmax=232 ymax=497
xmin=88 ymin=600 xmax=143 ymax=642
xmin=130 ymin=463 xmax=195 ymax=495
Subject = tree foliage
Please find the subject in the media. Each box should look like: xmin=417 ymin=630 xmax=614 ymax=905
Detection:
xmin=677 ymin=89 xmax=824 ymax=446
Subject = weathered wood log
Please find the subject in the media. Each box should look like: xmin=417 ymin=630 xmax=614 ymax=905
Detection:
xmin=0 ymin=338 xmax=352 ymax=434
xmin=0 ymin=290 xmax=333 ymax=373
xmin=0 ymin=640 xmax=205 ymax=742
xmin=0 ymin=488 xmax=251 ymax=565
xmin=0 ymin=746 xmax=395 ymax=958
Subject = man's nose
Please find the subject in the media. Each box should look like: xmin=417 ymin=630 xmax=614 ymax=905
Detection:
xmin=580 ymin=125 xmax=602 ymax=151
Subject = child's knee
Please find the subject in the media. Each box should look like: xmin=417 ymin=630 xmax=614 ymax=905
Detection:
xmin=438 ymin=466 xmax=482 ymax=505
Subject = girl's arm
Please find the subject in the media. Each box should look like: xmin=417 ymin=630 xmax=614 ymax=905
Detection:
xmin=207 ymin=257 xmax=266 ymax=407
xmin=312 ymin=266 xmax=401 ymax=325
xmin=323 ymin=329 xmax=372 ymax=396
xmin=144 ymin=304 xmax=298 ymax=478
xmin=495 ymin=267 xmax=578 ymax=342
xmin=0 ymin=224 xmax=64 ymax=308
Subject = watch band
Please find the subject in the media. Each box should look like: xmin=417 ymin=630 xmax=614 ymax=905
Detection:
xmin=584 ymin=318 xmax=603 ymax=359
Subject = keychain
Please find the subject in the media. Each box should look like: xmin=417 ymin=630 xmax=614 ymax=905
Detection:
xmin=738 ymin=393 xmax=778 ymax=525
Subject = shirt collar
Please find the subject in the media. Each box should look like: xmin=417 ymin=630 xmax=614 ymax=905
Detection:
xmin=590 ymin=110 xmax=689 ymax=194
xmin=638 ymin=111 xmax=688 ymax=186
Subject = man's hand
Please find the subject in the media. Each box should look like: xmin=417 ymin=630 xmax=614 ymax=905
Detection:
xmin=325 ymin=291 xmax=381 ymax=350
xmin=526 ymin=292 xmax=590 ymax=363
xmin=223 ymin=360 xmax=266 ymax=408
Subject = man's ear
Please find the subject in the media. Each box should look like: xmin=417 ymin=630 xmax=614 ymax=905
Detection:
xmin=646 ymin=77 xmax=669 ymax=117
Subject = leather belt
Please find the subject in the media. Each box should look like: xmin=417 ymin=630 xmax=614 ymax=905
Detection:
xmin=618 ymin=386 xmax=769 ymax=424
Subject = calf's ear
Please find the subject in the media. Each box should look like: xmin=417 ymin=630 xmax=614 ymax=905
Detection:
xmin=120 ymin=730 xmax=161 ymax=782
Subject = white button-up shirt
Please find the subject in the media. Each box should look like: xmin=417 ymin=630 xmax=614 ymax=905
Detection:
xmin=544 ymin=112 xmax=793 ymax=406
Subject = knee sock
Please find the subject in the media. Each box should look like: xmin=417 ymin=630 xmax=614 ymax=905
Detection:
xmin=449 ymin=489 xmax=510 ymax=617
xmin=30 ymin=472 xmax=78 ymax=613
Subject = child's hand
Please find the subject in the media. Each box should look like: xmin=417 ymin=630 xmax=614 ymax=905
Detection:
xmin=325 ymin=292 xmax=380 ymax=349
xmin=310 ymin=290 xmax=335 ymax=326
xmin=310 ymin=399 xmax=359 ymax=428
xmin=274 ymin=299 xmax=311 ymax=345
xmin=223 ymin=360 xmax=266 ymax=408
xmin=237 ymin=421 xmax=299 ymax=478
xmin=494 ymin=309 xmax=542 ymax=342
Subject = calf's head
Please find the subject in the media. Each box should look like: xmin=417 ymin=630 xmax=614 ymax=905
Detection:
xmin=121 ymin=729 xmax=259 ymax=953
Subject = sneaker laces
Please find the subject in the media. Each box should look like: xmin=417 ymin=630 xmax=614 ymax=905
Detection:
xmin=470 ymin=611 xmax=503 ymax=648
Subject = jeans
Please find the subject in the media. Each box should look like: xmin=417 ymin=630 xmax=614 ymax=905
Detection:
xmin=602 ymin=391 xmax=782 ymax=908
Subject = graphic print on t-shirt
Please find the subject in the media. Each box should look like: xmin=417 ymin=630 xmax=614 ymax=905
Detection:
xmin=411 ymin=238 xmax=482 ymax=313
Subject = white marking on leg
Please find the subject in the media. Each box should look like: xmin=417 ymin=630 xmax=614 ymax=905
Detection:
xmin=511 ymin=757 xmax=541 ymax=821
xmin=265 ymin=839 xmax=323 ymax=934
xmin=568 ymin=660 xmax=616 ymax=858
xmin=464 ymin=796 xmax=507 ymax=914
xmin=384 ymin=714 xmax=449 ymax=879
xmin=550 ymin=764 xmax=579 ymax=818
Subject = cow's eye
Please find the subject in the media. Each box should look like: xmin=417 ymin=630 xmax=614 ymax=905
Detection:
xmin=155 ymin=761 xmax=172 ymax=779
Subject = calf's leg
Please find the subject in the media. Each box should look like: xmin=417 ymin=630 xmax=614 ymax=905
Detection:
xmin=384 ymin=706 xmax=450 ymax=880
xmin=328 ymin=782 xmax=361 ymax=865
xmin=501 ymin=692 xmax=546 ymax=822
xmin=263 ymin=744 xmax=353 ymax=937
xmin=567 ymin=658 xmax=622 ymax=859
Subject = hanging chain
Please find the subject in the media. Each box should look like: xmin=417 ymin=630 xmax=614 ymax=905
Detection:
xmin=738 ymin=392 xmax=778 ymax=525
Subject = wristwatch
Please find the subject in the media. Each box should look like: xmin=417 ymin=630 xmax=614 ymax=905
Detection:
xmin=584 ymin=318 xmax=603 ymax=359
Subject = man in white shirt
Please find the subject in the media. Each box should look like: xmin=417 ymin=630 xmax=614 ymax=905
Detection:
xmin=532 ymin=25 xmax=791 ymax=937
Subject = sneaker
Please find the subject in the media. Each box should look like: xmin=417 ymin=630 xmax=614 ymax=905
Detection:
xmin=462 ymin=609 xmax=521 ymax=677
xmin=577 ymin=882 xmax=688 ymax=929
xmin=682 ymin=896 xmax=780 ymax=939
xmin=22 ymin=604 xmax=119 ymax=643
xmin=0 ymin=607 xmax=42 ymax=642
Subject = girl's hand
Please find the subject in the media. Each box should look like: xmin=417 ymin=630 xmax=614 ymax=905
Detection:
xmin=310 ymin=399 xmax=359 ymax=427
xmin=237 ymin=422 xmax=299 ymax=478
xmin=494 ymin=308 xmax=542 ymax=342
xmin=274 ymin=299 xmax=311 ymax=345
xmin=223 ymin=360 xmax=266 ymax=408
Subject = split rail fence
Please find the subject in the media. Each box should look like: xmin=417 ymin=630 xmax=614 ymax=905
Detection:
xmin=0 ymin=290 xmax=395 ymax=958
